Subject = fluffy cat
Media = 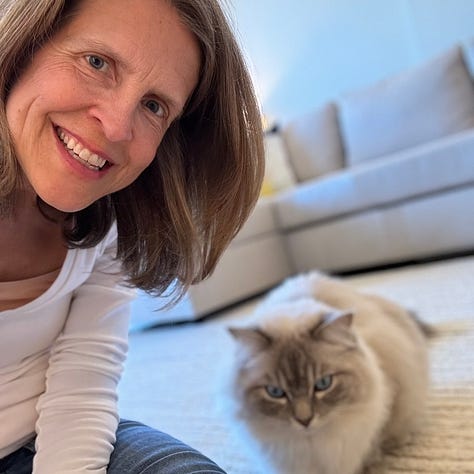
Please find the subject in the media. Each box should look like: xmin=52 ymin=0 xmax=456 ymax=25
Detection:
xmin=224 ymin=271 xmax=430 ymax=474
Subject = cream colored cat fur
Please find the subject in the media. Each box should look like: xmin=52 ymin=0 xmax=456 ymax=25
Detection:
xmin=223 ymin=271 xmax=430 ymax=474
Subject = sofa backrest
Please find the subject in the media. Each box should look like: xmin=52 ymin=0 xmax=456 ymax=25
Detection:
xmin=279 ymin=41 xmax=474 ymax=182
xmin=338 ymin=45 xmax=474 ymax=166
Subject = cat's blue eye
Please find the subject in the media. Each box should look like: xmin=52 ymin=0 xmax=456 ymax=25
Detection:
xmin=86 ymin=55 xmax=107 ymax=71
xmin=265 ymin=385 xmax=286 ymax=399
xmin=314 ymin=375 xmax=333 ymax=392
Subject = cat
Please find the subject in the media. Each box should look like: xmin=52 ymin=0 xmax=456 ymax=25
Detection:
xmin=223 ymin=271 xmax=430 ymax=474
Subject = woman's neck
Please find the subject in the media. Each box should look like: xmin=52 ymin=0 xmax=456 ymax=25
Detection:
xmin=0 ymin=191 xmax=68 ymax=282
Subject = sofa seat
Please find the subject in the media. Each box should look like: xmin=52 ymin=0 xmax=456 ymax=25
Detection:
xmin=275 ymin=128 xmax=474 ymax=230
xmin=231 ymin=196 xmax=278 ymax=241
xmin=285 ymin=185 xmax=474 ymax=272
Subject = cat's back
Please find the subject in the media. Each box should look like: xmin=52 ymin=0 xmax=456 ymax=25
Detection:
xmin=261 ymin=271 xmax=333 ymax=307
xmin=265 ymin=271 xmax=425 ymax=346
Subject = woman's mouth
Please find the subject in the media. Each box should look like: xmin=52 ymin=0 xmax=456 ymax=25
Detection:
xmin=55 ymin=126 xmax=109 ymax=171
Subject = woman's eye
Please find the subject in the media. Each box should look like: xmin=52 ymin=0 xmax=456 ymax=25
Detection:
xmin=86 ymin=55 xmax=107 ymax=71
xmin=314 ymin=375 xmax=333 ymax=392
xmin=265 ymin=385 xmax=286 ymax=399
xmin=143 ymin=99 xmax=165 ymax=117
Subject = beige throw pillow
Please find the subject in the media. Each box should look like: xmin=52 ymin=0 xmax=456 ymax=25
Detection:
xmin=261 ymin=131 xmax=297 ymax=196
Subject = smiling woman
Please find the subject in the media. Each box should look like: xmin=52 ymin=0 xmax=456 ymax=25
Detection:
xmin=0 ymin=0 xmax=264 ymax=473
xmin=6 ymin=0 xmax=201 ymax=211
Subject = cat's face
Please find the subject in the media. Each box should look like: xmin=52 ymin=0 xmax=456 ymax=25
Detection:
xmin=229 ymin=308 xmax=377 ymax=431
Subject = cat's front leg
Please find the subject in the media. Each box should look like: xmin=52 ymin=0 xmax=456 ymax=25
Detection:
xmin=357 ymin=445 xmax=385 ymax=474
xmin=360 ymin=464 xmax=385 ymax=474
xmin=381 ymin=429 xmax=415 ymax=453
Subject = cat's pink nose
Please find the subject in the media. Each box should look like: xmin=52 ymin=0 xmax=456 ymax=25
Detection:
xmin=293 ymin=399 xmax=313 ymax=427
xmin=295 ymin=416 xmax=312 ymax=428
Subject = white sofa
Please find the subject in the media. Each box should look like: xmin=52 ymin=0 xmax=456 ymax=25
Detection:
xmin=130 ymin=41 xmax=474 ymax=328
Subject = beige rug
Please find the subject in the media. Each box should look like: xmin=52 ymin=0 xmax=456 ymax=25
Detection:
xmin=119 ymin=256 xmax=474 ymax=473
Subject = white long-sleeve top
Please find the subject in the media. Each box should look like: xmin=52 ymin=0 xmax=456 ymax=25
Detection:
xmin=0 ymin=226 xmax=136 ymax=473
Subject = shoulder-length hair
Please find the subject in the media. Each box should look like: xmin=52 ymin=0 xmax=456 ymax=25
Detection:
xmin=0 ymin=0 xmax=264 ymax=300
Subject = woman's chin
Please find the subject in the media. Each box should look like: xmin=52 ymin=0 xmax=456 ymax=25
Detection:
xmin=38 ymin=193 xmax=95 ymax=213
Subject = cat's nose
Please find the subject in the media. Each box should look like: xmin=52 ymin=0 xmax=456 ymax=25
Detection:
xmin=293 ymin=399 xmax=313 ymax=427
xmin=295 ymin=416 xmax=313 ymax=428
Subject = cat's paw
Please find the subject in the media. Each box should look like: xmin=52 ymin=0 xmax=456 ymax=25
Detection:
xmin=361 ymin=464 xmax=385 ymax=474
xmin=382 ymin=431 xmax=414 ymax=453
xmin=359 ymin=446 xmax=385 ymax=474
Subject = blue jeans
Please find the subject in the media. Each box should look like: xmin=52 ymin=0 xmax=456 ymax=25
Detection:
xmin=0 ymin=420 xmax=226 ymax=473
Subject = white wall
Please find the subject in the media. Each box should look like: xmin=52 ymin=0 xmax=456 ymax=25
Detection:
xmin=227 ymin=0 xmax=474 ymax=122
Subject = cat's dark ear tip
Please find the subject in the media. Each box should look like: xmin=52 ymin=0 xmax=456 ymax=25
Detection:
xmin=227 ymin=326 xmax=272 ymax=350
xmin=339 ymin=311 xmax=354 ymax=326
xmin=310 ymin=310 xmax=355 ymax=339
xmin=228 ymin=326 xmax=242 ymax=338
xmin=325 ymin=309 xmax=354 ymax=327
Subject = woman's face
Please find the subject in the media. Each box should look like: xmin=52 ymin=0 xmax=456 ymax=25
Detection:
xmin=6 ymin=0 xmax=201 ymax=212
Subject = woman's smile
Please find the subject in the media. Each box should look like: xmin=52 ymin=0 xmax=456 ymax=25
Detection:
xmin=55 ymin=126 xmax=110 ymax=171
xmin=5 ymin=0 xmax=201 ymax=212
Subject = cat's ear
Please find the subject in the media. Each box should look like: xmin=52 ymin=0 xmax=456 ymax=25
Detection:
xmin=310 ymin=311 xmax=357 ymax=348
xmin=228 ymin=326 xmax=272 ymax=352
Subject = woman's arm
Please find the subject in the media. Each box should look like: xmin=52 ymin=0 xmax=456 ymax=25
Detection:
xmin=33 ymin=229 xmax=136 ymax=473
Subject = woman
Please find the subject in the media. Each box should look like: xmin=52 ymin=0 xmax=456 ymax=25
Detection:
xmin=0 ymin=0 xmax=264 ymax=472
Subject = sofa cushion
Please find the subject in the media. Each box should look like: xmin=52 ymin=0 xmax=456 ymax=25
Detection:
xmin=339 ymin=46 xmax=474 ymax=166
xmin=285 ymin=186 xmax=474 ymax=273
xmin=274 ymin=129 xmax=474 ymax=230
xmin=281 ymin=102 xmax=344 ymax=181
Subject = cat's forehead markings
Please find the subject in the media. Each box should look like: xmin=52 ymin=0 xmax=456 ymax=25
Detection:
xmin=276 ymin=344 xmax=315 ymax=388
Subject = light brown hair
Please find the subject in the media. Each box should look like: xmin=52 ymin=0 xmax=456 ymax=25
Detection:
xmin=0 ymin=0 xmax=264 ymax=299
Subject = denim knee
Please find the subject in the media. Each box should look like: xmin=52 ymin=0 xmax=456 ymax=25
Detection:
xmin=108 ymin=419 xmax=226 ymax=474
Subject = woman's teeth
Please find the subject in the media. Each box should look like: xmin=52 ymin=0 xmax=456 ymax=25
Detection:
xmin=56 ymin=128 xmax=108 ymax=170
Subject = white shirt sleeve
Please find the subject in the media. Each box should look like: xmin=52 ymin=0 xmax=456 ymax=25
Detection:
xmin=33 ymin=230 xmax=136 ymax=473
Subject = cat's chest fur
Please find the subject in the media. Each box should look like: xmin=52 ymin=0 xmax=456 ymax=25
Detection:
xmin=222 ymin=271 xmax=430 ymax=474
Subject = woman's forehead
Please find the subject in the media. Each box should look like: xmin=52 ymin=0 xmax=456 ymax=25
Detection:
xmin=55 ymin=0 xmax=201 ymax=115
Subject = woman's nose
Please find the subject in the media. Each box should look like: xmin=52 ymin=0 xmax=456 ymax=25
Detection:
xmin=89 ymin=96 xmax=135 ymax=143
